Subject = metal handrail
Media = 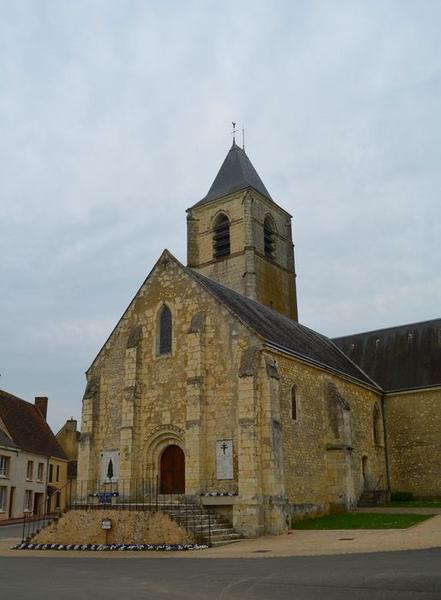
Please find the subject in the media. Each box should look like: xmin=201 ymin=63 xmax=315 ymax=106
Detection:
xmin=22 ymin=478 xmax=74 ymax=542
xmin=21 ymin=478 xmax=212 ymax=546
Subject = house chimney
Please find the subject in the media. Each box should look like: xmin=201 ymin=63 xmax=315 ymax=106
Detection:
xmin=65 ymin=418 xmax=77 ymax=432
xmin=35 ymin=396 xmax=48 ymax=420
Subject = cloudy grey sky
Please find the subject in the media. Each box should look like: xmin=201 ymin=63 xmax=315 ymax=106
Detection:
xmin=1 ymin=1 xmax=440 ymax=431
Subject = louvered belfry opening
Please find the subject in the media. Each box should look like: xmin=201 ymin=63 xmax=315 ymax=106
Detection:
xmin=159 ymin=304 xmax=172 ymax=355
xmin=264 ymin=216 xmax=275 ymax=259
xmin=213 ymin=213 xmax=230 ymax=258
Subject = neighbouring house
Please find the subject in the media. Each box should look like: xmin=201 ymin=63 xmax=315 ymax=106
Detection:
xmin=0 ymin=391 xmax=68 ymax=521
xmin=56 ymin=418 xmax=80 ymax=493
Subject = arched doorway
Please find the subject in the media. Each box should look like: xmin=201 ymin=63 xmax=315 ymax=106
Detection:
xmin=160 ymin=445 xmax=185 ymax=494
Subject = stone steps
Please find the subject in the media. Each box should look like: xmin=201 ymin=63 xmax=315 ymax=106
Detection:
xmin=357 ymin=490 xmax=386 ymax=507
xmin=31 ymin=501 xmax=242 ymax=548
xmin=162 ymin=502 xmax=241 ymax=546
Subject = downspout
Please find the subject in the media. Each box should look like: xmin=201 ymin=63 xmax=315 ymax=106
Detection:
xmin=381 ymin=392 xmax=392 ymax=500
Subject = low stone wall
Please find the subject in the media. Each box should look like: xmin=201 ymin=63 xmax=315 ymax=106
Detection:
xmin=33 ymin=510 xmax=192 ymax=546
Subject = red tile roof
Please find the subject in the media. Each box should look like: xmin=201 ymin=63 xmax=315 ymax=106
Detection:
xmin=0 ymin=390 xmax=67 ymax=460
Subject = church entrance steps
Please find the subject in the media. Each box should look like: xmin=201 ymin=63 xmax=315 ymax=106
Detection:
xmin=163 ymin=502 xmax=242 ymax=546
xmin=51 ymin=497 xmax=242 ymax=547
xmin=357 ymin=490 xmax=387 ymax=507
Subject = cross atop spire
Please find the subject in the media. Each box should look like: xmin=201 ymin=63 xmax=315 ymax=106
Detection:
xmin=231 ymin=121 xmax=238 ymax=144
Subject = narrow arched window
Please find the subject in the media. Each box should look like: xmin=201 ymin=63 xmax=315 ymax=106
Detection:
xmin=158 ymin=305 xmax=172 ymax=355
xmin=264 ymin=216 xmax=275 ymax=259
xmin=373 ymin=405 xmax=381 ymax=445
xmin=213 ymin=214 xmax=230 ymax=258
xmin=291 ymin=386 xmax=297 ymax=421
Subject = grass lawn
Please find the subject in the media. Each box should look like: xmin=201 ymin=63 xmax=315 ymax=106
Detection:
xmin=292 ymin=513 xmax=433 ymax=530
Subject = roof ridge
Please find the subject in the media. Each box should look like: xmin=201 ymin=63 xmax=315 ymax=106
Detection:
xmin=190 ymin=271 xmax=379 ymax=389
xmin=0 ymin=389 xmax=67 ymax=460
xmin=332 ymin=317 xmax=441 ymax=340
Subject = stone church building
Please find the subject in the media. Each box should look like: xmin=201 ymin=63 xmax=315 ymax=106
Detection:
xmin=77 ymin=142 xmax=441 ymax=537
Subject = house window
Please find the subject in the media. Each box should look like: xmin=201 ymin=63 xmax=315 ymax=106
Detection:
xmin=56 ymin=465 xmax=60 ymax=482
xmin=0 ymin=486 xmax=6 ymax=511
xmin=213 ymin=214 xmax=230 ymax=258
xmin=0 ymin=455 xmax=10 ymax=478
xmin=291 ymin=387 xmax=297 ymax=421
xmin=49 ymin=464 xmax=54 ymax=483
xmin=24 ymin=490 xmax=33 ymax=512
xmin=37 ymin=463 xmax=44 ymax=482
xmin=158 ymin=304 xmax=172 ymax=355
xmin=264 ymin=216 xmax=276 ymax=259
xmin=26 ymin=461 xmax=34 ymax=481
xmin=55 ymin=491 xmax=61 ymax=510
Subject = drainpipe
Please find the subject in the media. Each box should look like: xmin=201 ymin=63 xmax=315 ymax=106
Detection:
xmin=381 ymin=392 xmax=392 ymax=500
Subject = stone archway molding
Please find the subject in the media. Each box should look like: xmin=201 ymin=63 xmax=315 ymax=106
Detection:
xmin=143 ymin=424 xmax=185 ymax=484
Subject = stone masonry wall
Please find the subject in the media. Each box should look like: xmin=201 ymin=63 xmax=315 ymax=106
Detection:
xmin=384 ymin=388 xmax=441 ymax=497
xmin=268 ymin=351 xmax=387 ymax=515
xmin=187 ymin=189 xmax=297 ymax=319
xmin=78 ymin=252 xmax=259 ymax=502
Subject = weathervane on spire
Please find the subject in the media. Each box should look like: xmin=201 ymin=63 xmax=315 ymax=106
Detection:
xmin=231 ymin=121 xmax=237 ymax=144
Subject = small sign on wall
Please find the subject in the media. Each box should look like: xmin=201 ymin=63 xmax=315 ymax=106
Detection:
xmin=216 ymin=440 xmax=233 ymax=480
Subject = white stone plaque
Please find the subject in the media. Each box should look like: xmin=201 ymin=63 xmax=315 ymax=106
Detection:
xmin=216 ymin=440 xmax=233 ymax=480
xmin=99 ymin=450 xmax=120 ymax=483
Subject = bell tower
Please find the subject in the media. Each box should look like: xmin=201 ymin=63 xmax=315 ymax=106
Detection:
xmin=187 ymin=142 xmax=298 ymax=321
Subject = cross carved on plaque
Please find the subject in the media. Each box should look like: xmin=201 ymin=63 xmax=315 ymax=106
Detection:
xmin=221 ymin=442 xmax=228 ymax=455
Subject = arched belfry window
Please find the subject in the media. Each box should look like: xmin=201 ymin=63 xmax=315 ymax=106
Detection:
xmin=213 ymin=213 xmax=230 ymax=258
xmin=158 ymin=304 xmax=172 ymax=355
xmin=264 ymin=216 xmax=276 ymax=259
xmin=291 ymin=386 xmax=297 ymax=421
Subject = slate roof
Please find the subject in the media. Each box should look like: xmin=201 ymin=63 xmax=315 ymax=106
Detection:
xmin=0 ymin=428 xmax=17 ymax=449
xmin=0 ymin=390 xmax=67 ymax=459
xmin=192 ymin=142 xmax=273 ymax=208
xmin=191 ymin=271 xmax=378 ymax=388
xmin=332 ymin=319 xmax=441 ymax=392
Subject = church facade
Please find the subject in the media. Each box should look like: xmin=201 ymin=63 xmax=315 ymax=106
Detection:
xmin=77 ymin=142 xmax=440 ymax=537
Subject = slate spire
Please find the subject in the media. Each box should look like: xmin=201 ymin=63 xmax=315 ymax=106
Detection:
xmin=193 ymin=142 xmax=273 ymax=207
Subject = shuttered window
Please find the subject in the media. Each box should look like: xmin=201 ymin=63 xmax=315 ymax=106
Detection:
xmin=264 ymin=216 xmax=276 ymax=259
xmin=213 ymin=214 xmax=230 ymax=258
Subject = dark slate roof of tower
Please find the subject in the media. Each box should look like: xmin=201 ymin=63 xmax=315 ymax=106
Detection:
xmin=0 ymin=390 xmax=67 ymax=459
xmin=332 ymin=319 xmax=441 ymax=392
xmin=190 ymin=271 xmax=378 ymax=388
xmin=192 ymin=142 xmax=273 ymax=208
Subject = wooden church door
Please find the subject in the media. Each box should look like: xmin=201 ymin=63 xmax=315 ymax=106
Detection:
xmin=160 ymin=445 xmax=185 ymax=494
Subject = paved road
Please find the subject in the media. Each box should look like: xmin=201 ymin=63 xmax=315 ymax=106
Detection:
xmin=0 ymin=523 xmax=25 ymax=539
xmin=1 ymin=549 xmax=441 ymax=599
xmin=0 ymin=519 xmax=48 ymax=540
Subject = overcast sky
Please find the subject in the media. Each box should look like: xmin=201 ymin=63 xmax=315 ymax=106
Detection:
xmin=1 ymin=1 xmax=440 ymax=431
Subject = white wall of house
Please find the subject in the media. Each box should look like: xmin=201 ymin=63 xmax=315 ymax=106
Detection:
xmin=0 ymin=446 xmax=48 ymax=520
